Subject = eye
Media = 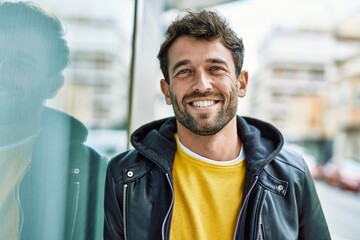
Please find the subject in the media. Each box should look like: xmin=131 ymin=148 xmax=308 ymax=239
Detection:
xmin=175 ymin=68 xmax=191 ymax=77
xmin=209 ymin=66 xmax=225 ymax=71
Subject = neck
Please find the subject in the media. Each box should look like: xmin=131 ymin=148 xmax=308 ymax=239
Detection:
xmin=0 ymin=109 xmax=43 ymax=146
xmin=177 ymin=117 xmax=241 ymax=162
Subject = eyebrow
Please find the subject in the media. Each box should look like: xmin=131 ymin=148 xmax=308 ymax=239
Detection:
xmin=206 ymin=58 xmax=228 ymax=68
xmin=171 ymin=57 xmax=229 ymax=74
xmin=172 ymin=59 xmax=190 ymax=74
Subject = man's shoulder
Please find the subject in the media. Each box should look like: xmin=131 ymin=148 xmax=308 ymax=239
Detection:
xmin=109 ymin=149 xmax=139 ymax=167
xmin=264 ymin=146 xmax=310 ymax=181
xmin=275 ymin=146 xmax=308 ymax=173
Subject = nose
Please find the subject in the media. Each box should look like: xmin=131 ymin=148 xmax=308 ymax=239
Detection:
xmin=193 ymin=70 xmax=212 ymax=92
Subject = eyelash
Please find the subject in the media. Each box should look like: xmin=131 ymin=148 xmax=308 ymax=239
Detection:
xmin=179 ymin=69 xmax=190 ymax=74
xmin=175 ymin=69 xmax=191 ymax=77
xmin=210 ymin=66 xmax=222 ymax=71
xmin=175 ymin=66 xmax=226 ymax=77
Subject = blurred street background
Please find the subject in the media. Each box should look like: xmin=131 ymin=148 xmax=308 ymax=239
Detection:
xmin=8 ymin=0 xmax=360 ymax=238
xmin=316 ymin=181 xmax=360 ymax=240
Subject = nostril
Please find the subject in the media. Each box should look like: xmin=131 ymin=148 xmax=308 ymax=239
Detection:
xmin=193 ymin=78 xmax=212 ymax=92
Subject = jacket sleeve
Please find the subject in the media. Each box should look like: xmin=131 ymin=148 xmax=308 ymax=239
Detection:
xmin=298 ymin=163 xmax=331 ymax=240
xmin=104 ymin=158 xmax=125 ymax=240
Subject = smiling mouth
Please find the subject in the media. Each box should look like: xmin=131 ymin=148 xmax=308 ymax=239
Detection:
xmin=191 ymin=100 xmax=218 ymax=108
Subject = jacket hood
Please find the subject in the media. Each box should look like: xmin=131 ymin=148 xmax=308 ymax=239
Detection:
xmin=237 ymin=117 xmax=284 ymax=174
xmin=41 ymin=107 xmax=88 ymax=145
xmin=131 ymin=118 xmax=178 ymax=172
xmin=131 ymin=116 xmax=284 ymax=173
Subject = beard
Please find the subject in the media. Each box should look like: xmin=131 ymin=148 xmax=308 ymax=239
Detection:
xmin=170 ymin=87 xmax=238 ymax=136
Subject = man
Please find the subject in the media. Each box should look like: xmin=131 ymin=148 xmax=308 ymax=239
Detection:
xmin=0 ymin=2 xmax=106 ymax=239
xmin=104 ymin=10 xmax=331 ymax=239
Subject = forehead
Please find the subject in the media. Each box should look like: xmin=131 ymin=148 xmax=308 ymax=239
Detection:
xmin=0 ymin=29 xmax=50 ymax=66
xmin=167 ymin=36 xmax=233 ymax=67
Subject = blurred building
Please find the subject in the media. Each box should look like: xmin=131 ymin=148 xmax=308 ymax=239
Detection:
xmin=326 ymin=16 xmax=360 ymax=162
xmin=251 ymin=15 xmax=360 ymax=163
xmin=250 ymin=27 xmax=334 ymax=142
xmin=46 ymin=16 xmax=130 ymax=129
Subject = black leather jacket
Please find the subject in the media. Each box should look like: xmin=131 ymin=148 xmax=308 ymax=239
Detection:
xmin=104 ymin=116 xmax=331 ymax=240
xmin=20 ymin=108 xmax=107 ymax=240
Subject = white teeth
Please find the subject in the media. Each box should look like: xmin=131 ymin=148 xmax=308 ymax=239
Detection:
xmin=192 ymin=100 xmax=215 ymax=107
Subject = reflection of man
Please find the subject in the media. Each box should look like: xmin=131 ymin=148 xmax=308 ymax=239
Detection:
xmin=0 ymin=2 xmax=107 ymax=240
xmin=104 ymin=10 xmax=331 ymax=239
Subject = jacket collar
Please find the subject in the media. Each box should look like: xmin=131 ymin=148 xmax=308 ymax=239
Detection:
xmin=131 ymin=116 xmax=283 ymax=174
xmin=39 ymin=107 xmax=88 ymax=145
xmin=237 ymin=117 xmax=283 ymax=174
xmin=131 ymin=117 xmax=177 ymax=172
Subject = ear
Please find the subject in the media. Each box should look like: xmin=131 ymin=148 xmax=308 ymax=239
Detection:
xmin=45 ymin=74 xmax=64 ymax=99
xmin=238 ymin=70 xmax=248 ymax=98
xmin=160 ymin=79 xmax=172 ymax=105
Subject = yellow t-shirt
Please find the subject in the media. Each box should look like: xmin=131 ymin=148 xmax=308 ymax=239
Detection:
xmin=170 ymin=134 xmax=246 ymax=240
xmin=0 ymin=134 xmax=37 ymax=240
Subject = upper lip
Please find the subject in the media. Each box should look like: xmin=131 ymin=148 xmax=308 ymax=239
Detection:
xmin=184 ymin=92 xmax=223 ymax=106
xmin=188 ymin=99 xmax=219 ymax=103
xmin=191 ymin=100 xmax=217 ymax=108
xmin=185 ymin=93 xmax=222 ymax=102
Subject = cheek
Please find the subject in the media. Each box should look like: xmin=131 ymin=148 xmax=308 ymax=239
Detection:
xmin=169 ymin=88 xmax=186 ymax=107
xmin=216 ymin=76 xmax=238 ymax=92
xmin=170 ymin=83 xmax=185 ymax=98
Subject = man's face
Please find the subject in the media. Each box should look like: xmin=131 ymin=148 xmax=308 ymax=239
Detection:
xmin=161 ymin=36 xmax=248 ymax=136
xmin=0 ymin=29 xmax=52 ymax=123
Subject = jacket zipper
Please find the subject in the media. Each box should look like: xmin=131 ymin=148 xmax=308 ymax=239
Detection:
xmin=68 ymin=181 xmax=81 ymax=240
xmin=18 ymin=165 xmax=31 ymax=238
xmin=123 ymin=184 xmax=128 ymax=240
xmin=255 ymin=189 xmax=267 ymax=240
xmin=161 ymin=173 xmax=174 ymax=240
xmin=233 ymin=175 xmax=259 ymax=240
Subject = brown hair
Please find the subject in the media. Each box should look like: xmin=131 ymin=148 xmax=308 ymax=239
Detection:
xmin=157 ymin=9 xmax=245 ymax=83
xmin=0 ymin=1 xmax=69 ymax=77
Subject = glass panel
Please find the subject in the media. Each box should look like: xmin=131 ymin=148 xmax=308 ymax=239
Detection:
xmin=0 ymin=1 xmax=134 ymax=239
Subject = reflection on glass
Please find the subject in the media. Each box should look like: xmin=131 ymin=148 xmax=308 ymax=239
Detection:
xmin=0 ymin=2 xmax=107 ymax=240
